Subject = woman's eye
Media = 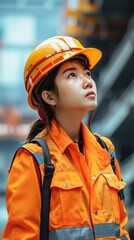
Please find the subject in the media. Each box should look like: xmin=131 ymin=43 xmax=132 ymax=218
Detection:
xmin=68 ymin=72 xmax=76 ymax=78
xmin=85 ymin=70 xmax=91 ymax=77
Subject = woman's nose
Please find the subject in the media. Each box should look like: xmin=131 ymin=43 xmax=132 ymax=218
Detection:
xmin=83 ymin=76 xmax=93 ymax=89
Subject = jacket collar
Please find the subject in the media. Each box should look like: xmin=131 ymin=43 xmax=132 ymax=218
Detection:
xmin=38 ymin=119 xmax=110 ymax=171
xmin=49 ymin=119 xmax=74 ymax=153
xmin=49 ymin=119 xmax=97 ymax=154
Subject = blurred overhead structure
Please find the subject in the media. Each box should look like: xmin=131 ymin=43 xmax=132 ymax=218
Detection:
xmin=64 ymin=1 xmax=101 ymax=37
xmin=63 ymin=0 xmax=134 ymax=37
xmin=63 ymin=0 xmax=134 ymax=68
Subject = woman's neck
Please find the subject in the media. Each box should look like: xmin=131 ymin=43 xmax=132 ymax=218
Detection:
xmin=55 ymin=111 xmax=83 ymax=142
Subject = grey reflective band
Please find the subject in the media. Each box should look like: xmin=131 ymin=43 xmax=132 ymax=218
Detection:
xmin=49 ymin=223 xmax=121 ymax=239
xmin=94 ymin=223 xmax=120 ymax=238
xmin=49 ymin=226 xmax=94 ymax=240
xmin=33 ymin=152 xmax=44 ymax=164
xmin=121 ymin=234 xmax=128 ymax=240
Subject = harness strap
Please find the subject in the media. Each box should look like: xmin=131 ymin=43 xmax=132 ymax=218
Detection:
xmin=31 ymin=137 xmax=55 ymax=240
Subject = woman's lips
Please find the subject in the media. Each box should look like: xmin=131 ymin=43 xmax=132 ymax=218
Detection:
xmin=85 ymin=91 xmax=96 ymax=97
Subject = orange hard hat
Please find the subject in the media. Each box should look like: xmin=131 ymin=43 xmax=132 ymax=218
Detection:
xmin=24 ymin=36 xmax=102 ymax=110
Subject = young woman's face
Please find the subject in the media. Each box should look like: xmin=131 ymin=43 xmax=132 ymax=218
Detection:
xmin=53 ymin=60 xmax=97 ymax=114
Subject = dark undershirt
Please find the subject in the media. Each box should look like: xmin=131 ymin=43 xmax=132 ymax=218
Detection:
xmin=74 ymin=130 xmax=83 ymax=154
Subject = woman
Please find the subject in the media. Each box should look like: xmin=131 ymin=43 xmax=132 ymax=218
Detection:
xmin=3 ymin=36 xmax=130 ymax=239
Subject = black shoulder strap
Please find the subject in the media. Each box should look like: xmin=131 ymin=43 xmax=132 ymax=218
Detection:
xmin=31 ymin=137 xmax=55 ymax=240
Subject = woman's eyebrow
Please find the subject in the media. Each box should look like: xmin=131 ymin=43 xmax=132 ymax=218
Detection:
xmin=62 ymin=67 xmax=77 ymax=74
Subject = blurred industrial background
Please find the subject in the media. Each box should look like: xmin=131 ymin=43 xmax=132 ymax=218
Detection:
xmin=0 ymin=0 xmax=134 ymax=238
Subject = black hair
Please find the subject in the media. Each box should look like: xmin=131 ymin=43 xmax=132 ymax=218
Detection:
xmin=26 ymin=54 xmax=91 ymax=143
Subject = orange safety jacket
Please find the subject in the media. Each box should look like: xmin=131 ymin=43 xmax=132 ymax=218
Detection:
xmin=3 ymin=119 xmax=130 ymax=240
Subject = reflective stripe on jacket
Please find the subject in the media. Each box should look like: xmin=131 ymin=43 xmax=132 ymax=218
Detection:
xmin=3 ymin=119 xmax=130 ymax=240
xmin=49 ymin=224 xmax=128 ymax=240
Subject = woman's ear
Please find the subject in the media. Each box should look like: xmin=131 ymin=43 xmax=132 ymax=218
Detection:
xmin=41 ymin=90 xmax=57 ymax=106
